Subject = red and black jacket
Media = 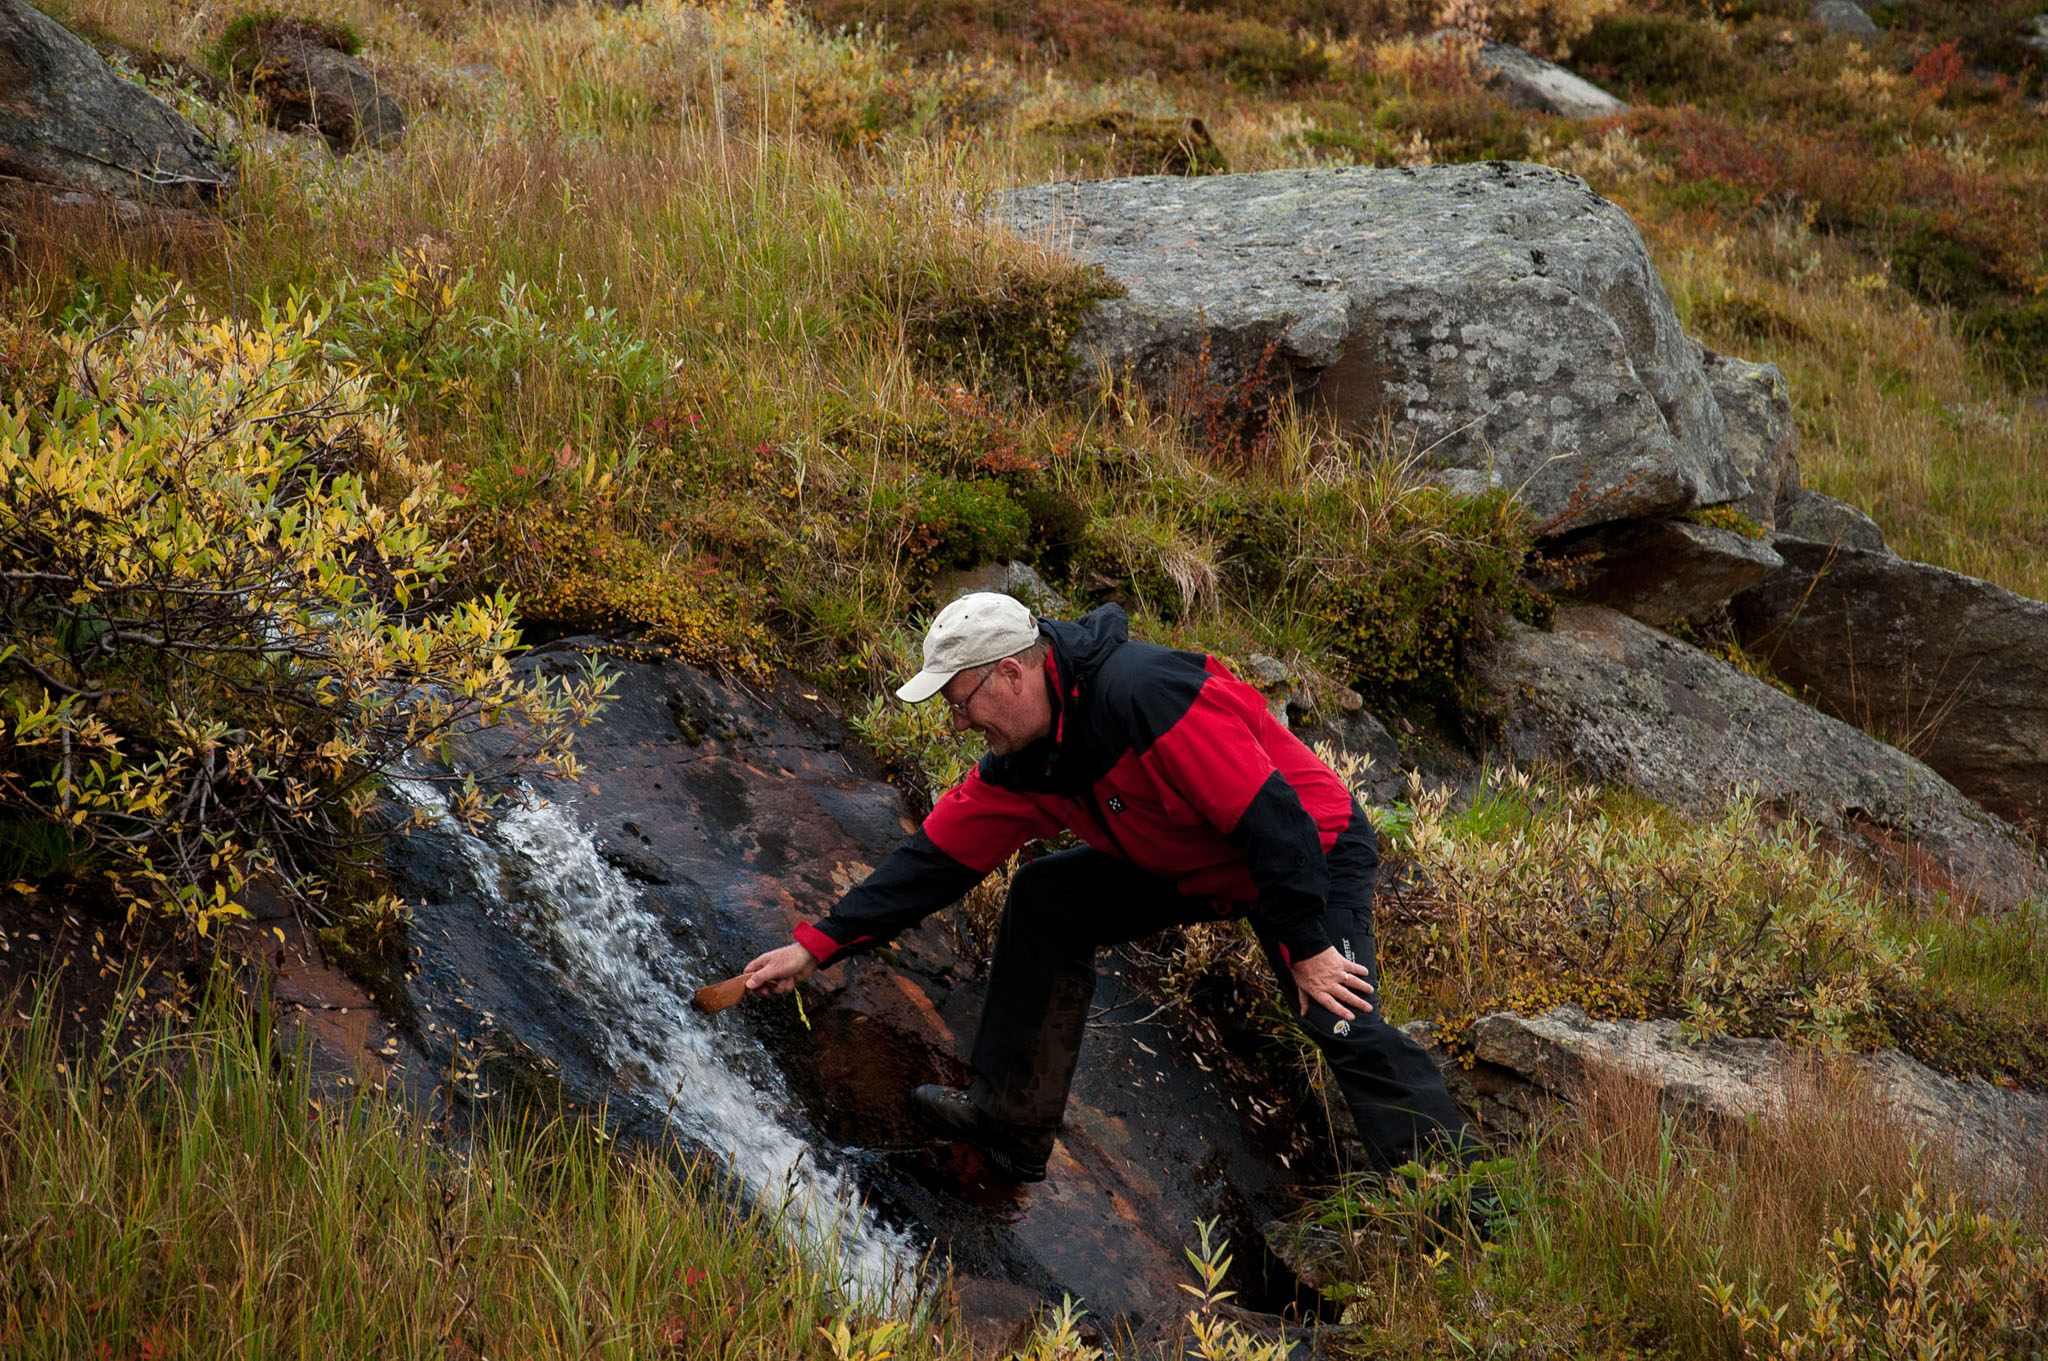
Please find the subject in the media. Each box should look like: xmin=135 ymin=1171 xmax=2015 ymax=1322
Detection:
xmin=794 ymin=604 xmax=1372 ymax=968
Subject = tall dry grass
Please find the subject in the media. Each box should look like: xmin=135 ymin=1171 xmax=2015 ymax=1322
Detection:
xmin=1656 ymin=223 xmax=2048 ymax=601
xmin=1313 ymin=1056 xmax=2048 ymax=1359
xmin=0 ymin=981 xmax=951 ymax=1360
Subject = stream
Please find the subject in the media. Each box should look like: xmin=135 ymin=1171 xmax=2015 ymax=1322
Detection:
xmin=395 ymin=776 xmax=924 ymax=1309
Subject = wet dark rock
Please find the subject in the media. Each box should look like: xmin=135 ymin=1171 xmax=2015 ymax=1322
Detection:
xmin=998 ymin=163 xmax=1754 ymax=534
xmin=1731 ymin=542 xmax=2048 ymax=831
xmin=384 ymin=641 xmax=1307 ymax=1323
xmin=1773 ymin=486 xmax=1890 ymax=554
xmin=1472 ymin=605 xmax=2044 ymax=910
xmin=0 ymin=0 xmax=232 ymax=206
xmin=1426 ymin=29 xmax=1627 ymax=118
xmin=951 ymin=1276 xmax=1047 ymax=1356
xmin=219 ymin=16 xmax=404 ymax=150
xmin=1459 ymin=1007 xmax=2048 ymax=1204
xmin=1565 ymin=518 xmax=1784 ymax=628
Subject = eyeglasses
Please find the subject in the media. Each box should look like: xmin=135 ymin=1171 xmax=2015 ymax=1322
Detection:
xmin=944 ymin=665 xmax=999 ymax=716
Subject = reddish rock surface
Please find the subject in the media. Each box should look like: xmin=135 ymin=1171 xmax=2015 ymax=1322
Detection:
xmin=382 ymin=642 xmax=1311 ymax=1324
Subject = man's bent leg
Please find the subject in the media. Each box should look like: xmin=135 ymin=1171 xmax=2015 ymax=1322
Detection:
xmin=1259 ymin=863 xmax=1475 ymax=1175
xmin=967 ymin=846 xmax=1193 ymax=1135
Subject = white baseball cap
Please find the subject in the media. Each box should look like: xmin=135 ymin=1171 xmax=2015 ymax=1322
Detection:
xmin=896 ymin=593 xmax=1040 ymax=703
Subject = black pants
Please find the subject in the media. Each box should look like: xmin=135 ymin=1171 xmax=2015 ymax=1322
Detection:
xmin=967 ymin=836 xmax=1474 ymax=1174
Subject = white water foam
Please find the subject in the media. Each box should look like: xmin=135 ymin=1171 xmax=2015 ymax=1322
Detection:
xmin=395 ymin=778 xmax=922 ymax=1309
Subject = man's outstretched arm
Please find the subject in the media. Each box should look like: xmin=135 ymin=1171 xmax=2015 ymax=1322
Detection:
xmin=743 ymin=765 xmax=1064 ymax=989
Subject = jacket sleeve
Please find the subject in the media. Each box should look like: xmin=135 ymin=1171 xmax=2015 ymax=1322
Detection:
xmin=797 ymin=764 xmax=1064 ymax=965
xmin=1135 ymin=679 xmax=1335 ymax=962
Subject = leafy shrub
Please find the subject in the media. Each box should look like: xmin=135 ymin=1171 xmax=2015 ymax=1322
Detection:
xmin=1315 ymin=484 xmax=1549 ymax=715
xmin=329 ymin=252 xmax=675 ymax=458
xmin=900 ymin=260 xmax=1123 ymax=401
xmin=1705 ymin=1169 xmax=2048 ymax=1359
xmin=1678 ymin=505 xmax=1767 ymax=538
xmin=1891 ymin=224 xmax=2004 ymax=307
xmin=1573 ymin=13 xmax=1740 ymax=100
xmin=0 ymin=291 xmax=610 ymax=931
xmin=1959 ymin=297 xmax=2048 ymax=386
xmin=1379 ymin=768 xmax=1924 ymax=1046
xmin=895 ymin=477 xmax=1030 ymax=573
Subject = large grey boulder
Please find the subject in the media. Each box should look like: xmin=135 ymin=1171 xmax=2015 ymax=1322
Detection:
xmin=1731 ymin=542 xmax=2048 ymax=831
xmin=998 ymin=163 xmax=1752 ymax=534
xmin=1427 ymin=30 xmax=1627 ymax=119
xmin=1463 ymin=1007 xmax=2048 ymax=1204
xmin=0 ymin=0 xmax=232 ymax=206
xmin=1473 ymin=605 xmax=2043 ymax=909
xmin=1705 ymin=351 xmax=1798 ymax=531
xmin=1569 ymin=518 xmax=1784 ymax=628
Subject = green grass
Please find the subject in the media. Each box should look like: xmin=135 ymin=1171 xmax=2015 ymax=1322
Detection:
xmin=0 ymin=978 xmax=953 ymax=1360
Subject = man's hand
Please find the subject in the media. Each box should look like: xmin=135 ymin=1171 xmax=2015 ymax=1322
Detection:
xmin=744 ymin=941 xmax=821 ymax=995
xmin=1289 ymin=946 xmax=1376 ymax=1021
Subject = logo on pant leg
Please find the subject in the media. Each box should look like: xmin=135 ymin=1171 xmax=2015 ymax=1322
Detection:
xmin=1332 ymin=1019 xmax=1351 ymax=1036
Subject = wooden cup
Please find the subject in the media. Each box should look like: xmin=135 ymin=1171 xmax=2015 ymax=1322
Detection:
xmin=691 ymin=973 xmax=751 ymax=1014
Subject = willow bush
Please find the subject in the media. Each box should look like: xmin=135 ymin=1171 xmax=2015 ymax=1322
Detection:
xmin=1381 ymin=767 xmax=1925 ymax=1048
xmin=0 ymin=290 xmax=610 ymax=931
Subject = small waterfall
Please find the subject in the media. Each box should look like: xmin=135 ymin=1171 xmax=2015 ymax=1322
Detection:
xmin=395 ymin=778 xmax=923 ymax=1309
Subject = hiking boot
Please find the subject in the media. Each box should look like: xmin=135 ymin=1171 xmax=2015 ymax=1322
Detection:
xmin=908 ymin=1084 xmax=1054 ymax=1183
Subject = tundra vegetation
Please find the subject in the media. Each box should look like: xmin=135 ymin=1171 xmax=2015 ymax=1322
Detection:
xmin=0 ymin=0 xmax=2044 ymax=1355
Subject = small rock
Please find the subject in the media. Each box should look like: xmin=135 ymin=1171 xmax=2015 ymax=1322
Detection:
xmin=1772 ymin=486 xmax=1890 ymax=554
xmin=1810 ymin=0 xmax=1879 ymax=37
xmin=220 ymin=16 xmax=405 ymax=150
xmin=1291 ymin=706 xmax=1408 ymax=805
xmin=1704 ymin=350 xmax=1798 ymax=533
xmin=1567 ymin=518 xmax=1784 ymax=629
xmin=1244 ymin=653 xmax=1293 ymax=688
xmin=1262 ymin=1219 xmax=1350 ymax=1292
xmin=934 ymin=560 xmax=1069 ymax=616
xmin=2020 ymin=13 xmax=2048 ymax=55
xmin=1426 ymin=29 xmax=1628 ymax=118
xmin=1470 ymin=1006 xmax=2048 ymax=1204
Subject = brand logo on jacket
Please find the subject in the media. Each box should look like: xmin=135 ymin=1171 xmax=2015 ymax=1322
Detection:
xmin=1106 ymin=795 xmax=1125 ymax=813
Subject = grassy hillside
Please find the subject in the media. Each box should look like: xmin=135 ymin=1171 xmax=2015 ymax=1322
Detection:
xmin=1 ymin=0 xmax=2045 ymax=1355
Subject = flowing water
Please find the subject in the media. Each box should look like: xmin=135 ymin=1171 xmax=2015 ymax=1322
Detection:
xmin=394 ymin=777 xmax=924 ymax=1309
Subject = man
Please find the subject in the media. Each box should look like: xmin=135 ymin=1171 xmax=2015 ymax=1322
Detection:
xmin=744 ymin=592 xmax=1472 ymax=1183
